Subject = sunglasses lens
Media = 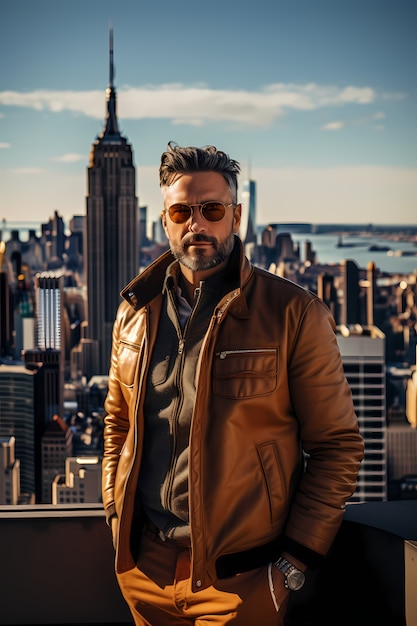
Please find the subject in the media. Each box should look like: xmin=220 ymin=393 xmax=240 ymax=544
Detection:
xmin=201 ymin=202 xmax=226 ymax=222
xmin=167 ymin=202 xmax=228 ymax=223
xmin=168 ymin=205 xmax=192 ymax=223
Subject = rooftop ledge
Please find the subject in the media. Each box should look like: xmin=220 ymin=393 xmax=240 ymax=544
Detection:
xmin=0 ymin=501 xmax=416 ymax=626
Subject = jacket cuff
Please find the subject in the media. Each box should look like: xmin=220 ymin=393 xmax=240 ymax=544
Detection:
xmin=281 ymin=537 xmax=324 ymax=570
xmin=105 ymin=503 xmax=117 ymax=526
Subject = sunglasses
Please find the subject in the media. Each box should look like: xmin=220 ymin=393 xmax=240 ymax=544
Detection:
xmin=166 ymin=202 xmax=234 ymax=224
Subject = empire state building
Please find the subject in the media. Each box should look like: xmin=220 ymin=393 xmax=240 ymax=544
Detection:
xmin=86 ymin=29 xmax=139 ymax=374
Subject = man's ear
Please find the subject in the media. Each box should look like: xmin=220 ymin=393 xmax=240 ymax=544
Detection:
xmin=161 ymin=211 xmax=169 ymax=238
xmin=233 ymin=203 xmax=242 ymax=233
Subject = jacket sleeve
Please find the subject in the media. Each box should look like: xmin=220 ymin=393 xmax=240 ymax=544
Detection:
xmin=102 ymin=307 xmax=130 ymax=525
xmin=283 ymin=297 xmax=364 ymax=565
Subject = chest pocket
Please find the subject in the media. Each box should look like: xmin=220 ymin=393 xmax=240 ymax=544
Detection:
xmin=213 ymin=348 xmax=278 ymax=399
xmin=115 ymin=340 xmax=141 ymax=388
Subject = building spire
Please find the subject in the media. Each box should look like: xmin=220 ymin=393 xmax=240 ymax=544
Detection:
xmin=102 ymin=24 xmax=120 ymax=139
xmin=109 ymin=24 xmax=114 ymax=88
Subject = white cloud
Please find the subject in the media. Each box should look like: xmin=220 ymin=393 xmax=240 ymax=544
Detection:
xmin=321 ymin=121 xmax=346 ymax=131
xmin=0 ymin=142 xmax=11 ymax=148
xmin=53 ymin=153 xmax=85 ymax=163
xmin=0 ymin=83 xmax=404 ymax=128
xmin=381 ymin=91 xmax=408 ymax=101
xmin=0 ymin=89 xmax=103 ymax=117
xmin=321 ymin=110 xmax=388 ymax=132
xmin=336 ymin=86 xmax=376 ymax=104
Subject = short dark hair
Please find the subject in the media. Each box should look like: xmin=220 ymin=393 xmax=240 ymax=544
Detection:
xmin=159 ymin=141 xmax=241 ymax=204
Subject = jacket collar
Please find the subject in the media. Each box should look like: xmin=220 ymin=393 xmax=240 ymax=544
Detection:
xmin=120 ymin=236 xmax=252 ymax=312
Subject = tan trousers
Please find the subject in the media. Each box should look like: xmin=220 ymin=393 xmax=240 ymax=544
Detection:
xmin=117 ymin=527 xmax=289 ymax=625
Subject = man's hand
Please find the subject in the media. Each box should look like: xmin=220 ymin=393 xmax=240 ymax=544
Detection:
xmin=111 ymin=515 xmax=118 ymax=551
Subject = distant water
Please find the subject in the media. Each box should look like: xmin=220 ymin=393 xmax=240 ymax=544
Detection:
xmin=1 ymin=219 xmax=417 ymax=275
xmin=255 ymin=225 xmax=417 ymax=275
xmin=292 ymin=233 xmax=417 ymax=275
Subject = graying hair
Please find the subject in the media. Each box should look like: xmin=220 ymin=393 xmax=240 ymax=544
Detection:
xmin=159 ymin=141 xmax=240 ymax=204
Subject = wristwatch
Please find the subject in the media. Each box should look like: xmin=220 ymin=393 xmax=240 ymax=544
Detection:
xmin=273 ymin=556 xmax=306 ymax=591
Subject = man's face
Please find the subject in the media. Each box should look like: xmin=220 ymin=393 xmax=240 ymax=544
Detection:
xmin=161 ymin=171 xmax=241 ymax=275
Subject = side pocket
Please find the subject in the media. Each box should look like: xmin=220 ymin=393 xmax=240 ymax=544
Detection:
xmin=256 ymin=441 xmax=286 ymax=524
xmin=213 ymin=348 xmax=278 ymax=398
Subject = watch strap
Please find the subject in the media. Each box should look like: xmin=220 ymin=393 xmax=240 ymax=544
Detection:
xmin=273 ymin=556 xmax=306 ymax=591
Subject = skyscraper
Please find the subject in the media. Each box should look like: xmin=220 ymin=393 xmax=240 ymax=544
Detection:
xmin=23 ymin=271 xmax=66 ymax=419
xmin=0 ymin=364 xmax=36 ymax=498
xmin=239 ymin=179 xmax=257 ymax=246
xmin=86 ymin=28 xmax=139 ymax=374
xmin=340 ymin=259 xmax=361 ymax=325
xmin=337 ymin=325 xmax=387 ymax=502
xmin=35 ymin=272 xmax=65 ymax=354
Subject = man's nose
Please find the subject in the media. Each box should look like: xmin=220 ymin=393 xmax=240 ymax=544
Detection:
xmin=188 ymin=207 xmax=206 ymax=232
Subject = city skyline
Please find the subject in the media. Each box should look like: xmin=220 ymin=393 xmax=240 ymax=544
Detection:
xmin=0 ymin=0 xmax=416 ymax=227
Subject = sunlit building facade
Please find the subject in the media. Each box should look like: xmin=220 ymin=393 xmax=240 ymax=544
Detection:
xmin=240 ymin=179 xmax=257 ymax=246
xmin=0 ymin=365 xmax=36 ymax=497
xmin=337 ymin=325 xmax=387 ymax=502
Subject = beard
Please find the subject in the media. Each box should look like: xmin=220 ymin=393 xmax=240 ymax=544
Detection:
xmin=169 ymin=231 xmax=235 ymax=272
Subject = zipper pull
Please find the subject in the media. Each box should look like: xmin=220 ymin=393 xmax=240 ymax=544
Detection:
xmin=178 ymin=339 xmax=185 ymax=355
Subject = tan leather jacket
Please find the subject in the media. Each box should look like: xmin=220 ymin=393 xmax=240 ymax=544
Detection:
xmin=102 ymin=239 xmax=363 ymax=591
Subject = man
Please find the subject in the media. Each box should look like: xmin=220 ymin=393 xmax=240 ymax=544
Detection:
xmin=102 ymin=142 xmax=364 ymax=625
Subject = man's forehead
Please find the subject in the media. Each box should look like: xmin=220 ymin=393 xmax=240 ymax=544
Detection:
xmin=162 ymin=171 xmax=228 ymax=193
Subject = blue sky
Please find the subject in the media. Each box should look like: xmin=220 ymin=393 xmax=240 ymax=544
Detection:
xmin=0 ymin=0 xmax=416 ymax=228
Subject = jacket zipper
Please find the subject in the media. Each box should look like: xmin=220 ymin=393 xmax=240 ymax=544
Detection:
xmin=119 ymin=338 xmax=142 ymax=350
xmin=215 ymin=290 xmax=239 ymax=323
xmin=216 ymin=347 xmax=276 ymax=360
xmin=162 ymin=288 xmax=203 ymax=510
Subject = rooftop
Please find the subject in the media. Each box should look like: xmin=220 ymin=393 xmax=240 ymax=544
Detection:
xmin=0 ymin=501 xmax=416 ymax=626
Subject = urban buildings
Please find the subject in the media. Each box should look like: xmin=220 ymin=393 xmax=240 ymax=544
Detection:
xmin=0 ymin=29 xmax=416 ymax=508
xmin=52 ymin=455 xmax=102 ymax=505
xmin=41 ymin=413 xmax=73 ymax=503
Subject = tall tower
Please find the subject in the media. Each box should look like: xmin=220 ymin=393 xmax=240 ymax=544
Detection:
xmin=239 ymin=179 xmax=257 ymax=246
xmin=23 ymin=271 xmax=66 ymax=419
xmin=336 ymin=325 xmax=387 ymax=502
xmin=34 ymin=272 xmax=65 ymax=355
xmin=340 ymin=259 xmax=361 ymax=325
xmin=0 ymin=364 xmax=36 ymax=499
xmin=86 ymin=28 xmax=139 ymax=374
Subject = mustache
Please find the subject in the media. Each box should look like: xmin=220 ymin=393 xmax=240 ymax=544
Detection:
xmin=182 ymin=234 xmax=216 ymax=246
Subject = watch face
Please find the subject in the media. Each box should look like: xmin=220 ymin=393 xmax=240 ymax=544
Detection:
xmin=287 ymin=569 xmax=305 ymax=591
